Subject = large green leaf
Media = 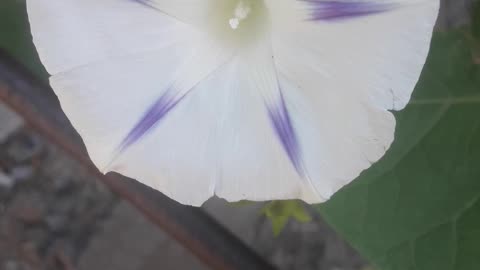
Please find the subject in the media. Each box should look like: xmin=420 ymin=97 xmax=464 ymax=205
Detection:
xmin=317 ymin=31 xmax=480 ymax=270
xmin=473 ymin=0 xmax=480 ymax=39
xmin=0 ymin=0 xmax=47 ymax=78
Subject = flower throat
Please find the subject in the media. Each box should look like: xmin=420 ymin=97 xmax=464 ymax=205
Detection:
xmin=208 ymin=0 xmax=269 ymax=48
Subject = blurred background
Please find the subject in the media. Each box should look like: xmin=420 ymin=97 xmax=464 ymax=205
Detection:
xmin=0 ymin=0 xmax=476 ymax=270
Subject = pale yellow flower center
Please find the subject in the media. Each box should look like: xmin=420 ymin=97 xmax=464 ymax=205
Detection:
xmin=208 ymin=0 xmax=269 ymax=48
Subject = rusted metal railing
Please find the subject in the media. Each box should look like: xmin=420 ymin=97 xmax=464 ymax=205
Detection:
xmin=0 ymin=49 xmax=277 ymax=270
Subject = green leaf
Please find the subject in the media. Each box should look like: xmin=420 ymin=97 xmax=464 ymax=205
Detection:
xmin=0 ymin=0 xmax=48 ymax=79
xmin=263 ymin=201 xmax=312 ymax=236
xmin=471 ymin=1 xmax=480 ymax=64
xmin=317 ymin=31 xmax=480 ymax=270
xmin=472 ymin=0 xmax=480 ymax=39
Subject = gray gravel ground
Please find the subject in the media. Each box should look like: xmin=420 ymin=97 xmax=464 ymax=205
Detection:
xmin=0 ymin=104 xmax=117 ymax=270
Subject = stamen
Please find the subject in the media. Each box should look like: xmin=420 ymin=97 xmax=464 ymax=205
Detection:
xmin=229 ymin=1 xmax=252 ymax=30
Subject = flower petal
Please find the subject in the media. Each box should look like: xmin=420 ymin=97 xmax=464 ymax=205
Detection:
xmin=28 ymin=0 xmax=321 ymax=205
xmin=26 ymin=0 xmax=194 ymax=75
xmin=116 ymin=87 xmax=184 ymax=154
xmin=108 ymin=63 xmax=234 ymax=206
xmin=49 ymin=41 xmax=231 ymax=205
xmin=129 ymin=0 xmax=214 ymax=27
xmin=265 ymin=0 xmax=439 ymax=198
xmin=214 ymin=57 xmax=322 ymax=203
xmin=28 ymin=0 xmax=439 ymax=205
xmin=267 ymin=92 xmax=304 ymax=177
xmin=209 ymin=41 xmax=324 ymax=203
xmin=302 ymin=0 xmax=397 ymax=21
xmin=241 ymin=41 xmax=308 ymax=179
xmin=112 ymin=41 xmax=232 ymax=162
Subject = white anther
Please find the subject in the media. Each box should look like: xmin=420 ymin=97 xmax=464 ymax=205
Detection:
xmin=229 ymin=1 xmax=251 ymax=30
xmin=229 ymin=18 xmax=240 ymax=29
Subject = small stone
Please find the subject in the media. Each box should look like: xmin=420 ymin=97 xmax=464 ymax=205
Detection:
xmin=12 ymin=206 xmax=44 ymax=224
xmin=4 ymin=261 xmax=31 ymax=270
xmin=21 ymin=242 xmax=42 ymax=267
xmin=3 ymin=260 xmax=19 ymax=270
xmin=9 ymin=193 xmax=46 ymax=224
xmin=0 ymin=171 xmax=14 ymax=189
xmin=0 ymin=104 xmax=24 ymax=144
xmin=10 ymin=166 xmax=34 ymax=182
xmin=45 ymin=215 xmax=68 ymax=233
xmin=7 ymin=134 xmax=43 ymax=163
xmin=49 ymin=195 xmax=78 ymax=216
xmin=50 ymin=176 xmax=75 ymax=194
xmin=24 ymin=228 xmax=49 ymax=248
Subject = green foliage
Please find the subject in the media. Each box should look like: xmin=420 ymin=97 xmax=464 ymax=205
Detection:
xmin=317 ymin=30 xmax=480 ymax=270
xmin=473 ymin=0 xmax=480 ymax=39
xmin=471 ymin=1 xmax=480 ymax=64
xmin=263 ymin=201 xmax=312 ymax=236
xmin=0 ymin=0 xmax=48 ymax=79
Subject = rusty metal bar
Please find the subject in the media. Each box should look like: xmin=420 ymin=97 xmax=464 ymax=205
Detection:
xmin=0 ymin=49 xmax=277 ymax=270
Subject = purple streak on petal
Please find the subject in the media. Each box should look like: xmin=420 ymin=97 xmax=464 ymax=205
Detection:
xmin=303 ymin=0 xmax=397 ymax=21
xmin=118 ymin=88 xmax=184 ymax=152
xmin=130 ymin=0 xmax=157 ymax=10
xmin=267 ymin=92 xmax=305 ymax=177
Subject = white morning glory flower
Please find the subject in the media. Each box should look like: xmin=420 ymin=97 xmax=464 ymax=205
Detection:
xmin=27 ymin=0 xmax=439 ymax=206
